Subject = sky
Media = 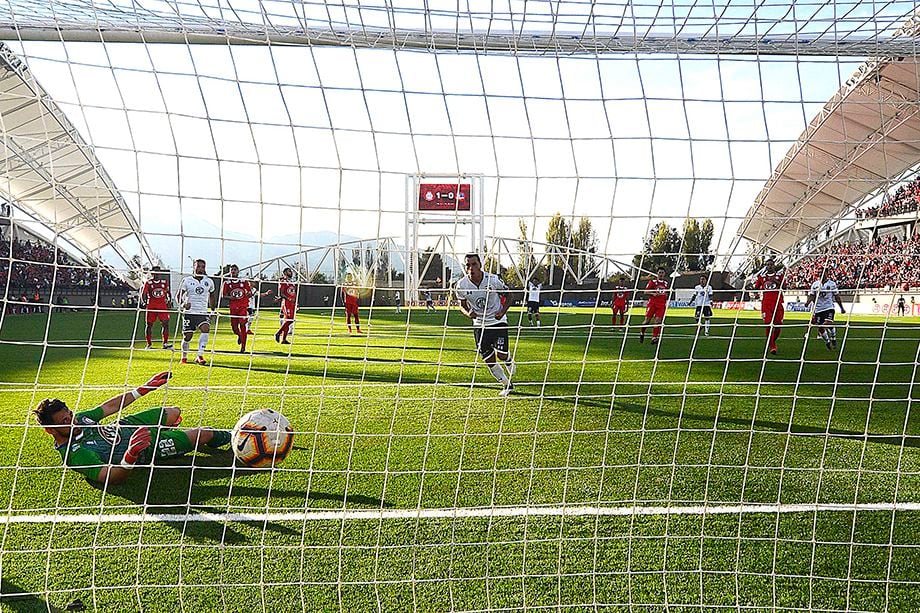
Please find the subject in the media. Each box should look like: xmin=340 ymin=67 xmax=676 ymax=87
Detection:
xmin=2 ymin=32 xmax=867 ymax=277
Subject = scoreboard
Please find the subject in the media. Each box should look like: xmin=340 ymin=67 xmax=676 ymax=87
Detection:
xmin=418 ymin=183 xmax=472 ymax=212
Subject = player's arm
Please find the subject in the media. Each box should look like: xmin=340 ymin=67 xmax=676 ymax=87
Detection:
xmin=176 ymin=283 xmax=189 ymax=310
xmin=140 ymin=283 xmax=149 ymax=308
xmin=95 ymin=427 xmax=153 ymax=485
xmin=804 ymin=287 xmax=816 ymax=307
xmin=208 ymin=279 xmax=217 ymax=310
xmin=835 ymin=288 xmax=846 ymax=313
xmin=96 ymin=372 xmax=172 ymax=418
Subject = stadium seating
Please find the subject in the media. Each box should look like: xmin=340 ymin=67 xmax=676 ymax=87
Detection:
xmin=857 ymin=178 xmax=920 ymax=220
xmin=1 ymin=234 xmax=131 ymax=313
xmin=786 ymin=234 xmax=920 ymax=290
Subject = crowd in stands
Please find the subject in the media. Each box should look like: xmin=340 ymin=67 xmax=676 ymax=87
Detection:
xmin=857 ymin=179 xmax=920 ymax=220
xmin=1 ymin=233 xmax=131 ymax=314
xmin=786 ymin=233 xmax=920 ymax=290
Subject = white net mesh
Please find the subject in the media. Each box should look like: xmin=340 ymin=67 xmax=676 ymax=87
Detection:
xmin=2 ymin=1 xmax=920 ymax=611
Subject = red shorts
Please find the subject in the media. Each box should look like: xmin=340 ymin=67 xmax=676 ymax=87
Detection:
xmin=145 ymin=310 xmax=169 ymax=324
xmin=280 ymin=301 xmax=296 ymax=321
xmin=345 ymin=302 xmax=359 ymax=315
xmin=762 ymin=304 xmax=784 ymax=325
xmin=611 ymin=302 xmax=627 ymax=315
xmin=229 ymin=305 xmax=248 ymax=321
xmin=645 ymin=301 xmax=667 ymax=320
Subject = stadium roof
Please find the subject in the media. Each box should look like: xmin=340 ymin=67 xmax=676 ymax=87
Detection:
xmin=739 ymin=15 xmax=920 ymax=254
xmin=0 ymin=42 xmax=150 ymax=272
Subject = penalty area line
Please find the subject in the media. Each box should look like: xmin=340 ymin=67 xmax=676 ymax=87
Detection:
xmin=3 ymin=502 xmax=920 ymax=525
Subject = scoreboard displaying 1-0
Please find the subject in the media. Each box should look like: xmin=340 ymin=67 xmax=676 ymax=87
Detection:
xmin=418 ymin=183 xmax=472 ymax=212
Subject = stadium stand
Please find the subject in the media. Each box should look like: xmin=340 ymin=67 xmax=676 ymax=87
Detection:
xmin=786 ymin=233 xmax=920 ymax=290
xmin=1 ymin=231 xmax=132 ymax=314
xmin=857 ymin=177 xmax=920 ymax=220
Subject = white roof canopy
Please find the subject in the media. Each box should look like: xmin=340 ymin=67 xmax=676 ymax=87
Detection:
xmin=0 ymin=42 xmax=149 ymax=271
xmin=739 ymin=54 xmax=920 ymax=254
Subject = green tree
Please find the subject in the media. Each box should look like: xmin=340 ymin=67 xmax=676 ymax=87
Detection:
xmin=679 ymin=217 xmax=716 ymax=270
xmin=418 ymin=248 xmax=444 ymax=282
xmin=633 ymin=221 xmax=680 ymax=272
xmin=571 ymin=217 xmax=598 ymax=279
xmin=545 ymin=213 xmax=573 ymax=269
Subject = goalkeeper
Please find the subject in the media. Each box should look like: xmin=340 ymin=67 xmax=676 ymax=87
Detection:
xmin=33 ymin=371 xmax=231 ymax=486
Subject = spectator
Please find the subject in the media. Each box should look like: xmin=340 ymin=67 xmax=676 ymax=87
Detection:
xmin=786 ymin=233 xmax=920 ymax=290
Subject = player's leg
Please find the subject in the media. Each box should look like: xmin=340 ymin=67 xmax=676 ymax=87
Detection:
xmin=120 ymin=407 xmax=180 ymax=427
xmin=703 ymin=306 xmax=711 ymax=336
xmin=144 ymin=313 xmax=154 ymax=349
xmin=195 ymin=320 xmax=210 ymax=364
xmin=651 ymin=305 xmax=665 ymax=342
xmin=160 ymin=315 xmax=172 ymax=349
xmin=181 ymin=320 xmax=194 ymax=362
xmin=354 ymin=308 xmax=362 ymax=333
xmin=152 ymin=428 xmax=231 ymax=463
xmin=346 ymin=307 xmax=353 ymax=333
xmin=639 ymin=313 xmax=651 ymax=343
xmin=769 ymin=308 xmax=783 ymax=354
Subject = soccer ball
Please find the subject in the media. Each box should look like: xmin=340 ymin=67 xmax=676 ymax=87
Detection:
xmin=231 ymin=409 xmax=294 ymax=468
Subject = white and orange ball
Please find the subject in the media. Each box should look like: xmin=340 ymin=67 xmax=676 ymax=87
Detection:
xmin=231 ymin=409 xmax=294 ymax=468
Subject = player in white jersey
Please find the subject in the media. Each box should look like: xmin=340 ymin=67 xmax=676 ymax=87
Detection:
xmin=806 ymin=268 xmax=845 ymax=350
xmin=525 ymin=280 xmax=542 ymax=327
xmin=394 ymin=290 xmax=402 ymax=314
xmin=690 ymin=275 xmax=714 ymax=336
xmin=246 ymin=280 xmax=272 ymax=334
xmin=455 ymin=253 xmax=516 ymax=396
xmin=175 ymin=259 xmax=215 ymax=365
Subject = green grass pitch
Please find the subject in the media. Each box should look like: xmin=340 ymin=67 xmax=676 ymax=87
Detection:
xmin=1 ymin=306 xmax=919 ymax=612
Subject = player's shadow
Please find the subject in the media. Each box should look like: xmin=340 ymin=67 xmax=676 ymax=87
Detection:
xmin=90 ymin=452 xmax=389 ymax=544
xmin=213 ymin=361 xmax=440 ymax=386
xmin=548 ymin=392 xmax=920 ymax=449
xmin=0 ymin=579 xmax=63 ymax=613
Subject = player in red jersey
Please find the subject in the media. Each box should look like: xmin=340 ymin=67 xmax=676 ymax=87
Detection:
xmin=611 ymin=284 xmax=629 ymax=327
xmin=342 ymin=280 xmax=362 ymax=334
xmin=753 ymin=257 xmax=785 ymax=355
xmin=639 ymin=267 xmax=669 ymax=344
xmin=141 ymin=266 xmax=173 ymax=350
xmin=274 ymin=267 xmax=297 ymax=345
xmin=222 ymin=265 xmax=254 ymax=353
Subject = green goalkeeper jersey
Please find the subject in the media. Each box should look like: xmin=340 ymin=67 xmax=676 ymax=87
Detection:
xmin=54 ymin=406 xmax=171 ymax=481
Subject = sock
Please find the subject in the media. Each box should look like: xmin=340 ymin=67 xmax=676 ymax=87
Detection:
xmin=704 ymin=320 xmax=710 ymax=334
xmin=506 ymin=360 xmax=516 ymax=378
xmin=181 ymin=340 xmax=190 ymax=358
xmin=829 ymin=328 xmax=836 ymax=340
xmin=653 ymin=325 xmax=661 ymax=339
xmin=198 ymin=332 xmax=209 ymax=356
xmin=489 ymin=363 xmax=509 ymax=385
xmin=536 ymin=320 xmax=540 ymax=327
xmin=205 ymin=430 xmax=232 ymax=448
xmin=145 ymin=332 xmax=152 ymax=345
xmin=162 ymin=328 xmax=169 ymax=343
xmin=281 ymin=321 xmax=291 ymax=342
xmin=240 ymin=329 xmax=247 ymax=351
xmin=770 ymin=328 xmax=780 ymax=346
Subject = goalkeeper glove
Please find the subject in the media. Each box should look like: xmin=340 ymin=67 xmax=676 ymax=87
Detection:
xmin=132 ymin=371 xmax=171 ymax=399
xmin=120 ymin=428 xmax=152 ymax=469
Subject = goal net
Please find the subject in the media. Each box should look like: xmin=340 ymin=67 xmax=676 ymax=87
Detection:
xmin=1 ymin=1 xmax=920 ymax=611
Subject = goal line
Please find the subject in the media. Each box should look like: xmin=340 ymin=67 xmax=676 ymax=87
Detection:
xmin=4 ymin=501 xmax=920 ymax=525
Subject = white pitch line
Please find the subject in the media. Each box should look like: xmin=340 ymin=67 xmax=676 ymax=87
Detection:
xmin=3 ymin=502 xmax=920 ymax=525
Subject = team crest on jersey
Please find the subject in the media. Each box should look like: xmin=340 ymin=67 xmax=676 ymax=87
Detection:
xmin=97 ymin=424 xmax=121 ymax=446
xmin=230 ymin=288 xmax=245 ymax=299
xmin=195 ymin=286 xmax=205 ymax=294
xmin=151 ymin=287 xmax=166 ymax=298
xmin=475 ymin=297 xmax=486 ymax=310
